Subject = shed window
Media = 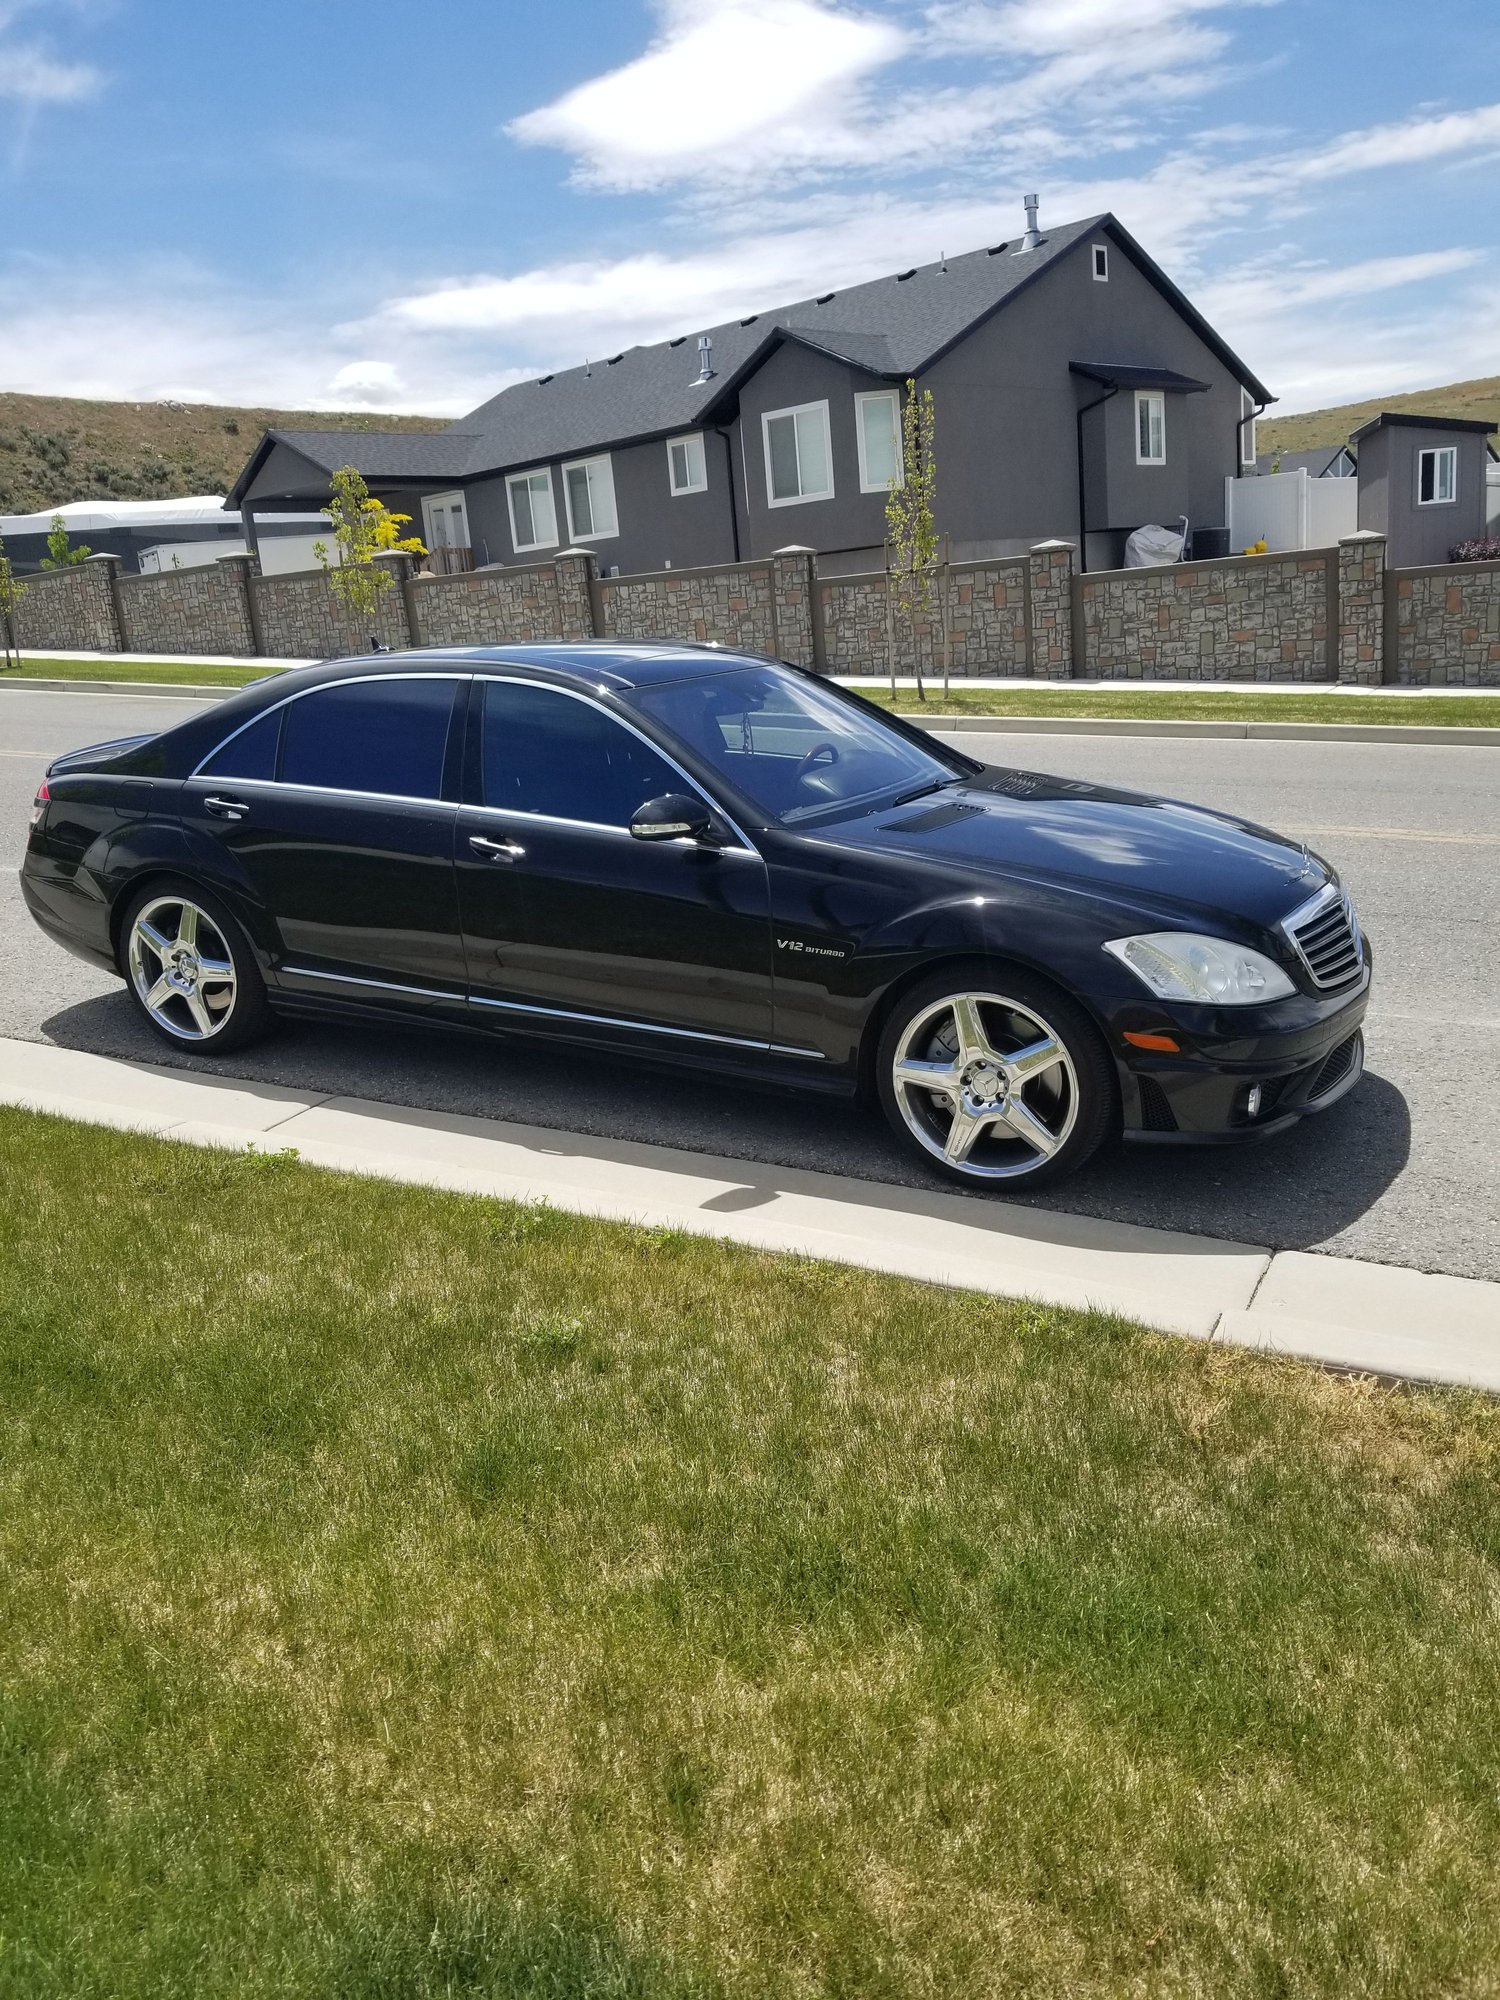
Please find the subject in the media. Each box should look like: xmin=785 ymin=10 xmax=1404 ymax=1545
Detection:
xmin=1135 ymin=390 xmax=1166 ymax=465
xmin=1417 ymin=445 xmax=1457 ymax=506
xmin=667 ymin=433 xmax=707 ymax=495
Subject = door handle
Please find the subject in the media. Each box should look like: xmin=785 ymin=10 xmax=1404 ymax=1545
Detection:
xmin=469 ymin=834 xmax=526 ymax=862
xmin=204 ymin=796 xmax=250 ymax=821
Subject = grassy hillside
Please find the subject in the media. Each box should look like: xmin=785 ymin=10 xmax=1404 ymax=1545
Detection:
xmin=0 ymin=393 xmax=447 ymax=517
xmin=1260 ymin=375 xmax=1500 ymax=454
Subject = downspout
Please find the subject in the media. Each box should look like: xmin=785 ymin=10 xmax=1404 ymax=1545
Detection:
xmin=715 ymin=426 xmax=742 ymax=562
xmin=1237 ymin=396 xmax=1269 ymax=475
xmin=1074 ymin=383 xmax=1119 ymax=575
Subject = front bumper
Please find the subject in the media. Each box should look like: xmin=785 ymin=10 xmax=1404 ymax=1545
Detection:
xmin=1104 ymin=957 xmax=1372 ymax=1146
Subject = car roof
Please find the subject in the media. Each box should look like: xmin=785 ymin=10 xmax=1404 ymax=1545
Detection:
xmin=302 ymin=642 xmax=770 ymax=692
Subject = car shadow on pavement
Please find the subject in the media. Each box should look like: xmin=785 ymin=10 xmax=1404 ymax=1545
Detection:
xmin=34 ymin=992 xmax=1411 ymax=1256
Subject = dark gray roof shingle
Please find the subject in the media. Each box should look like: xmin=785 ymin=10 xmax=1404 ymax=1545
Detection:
xmin=229 ymin=212 xmax=1271 ymax=503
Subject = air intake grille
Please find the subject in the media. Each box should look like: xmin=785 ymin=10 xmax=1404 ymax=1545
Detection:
xmin=1308 ymin=1031 xmax=1361 ymax=1102
xmin=1136 ymin=1076 xmax=1178 ymax=1132
xmin=1285 ymin=889 xmax=1362 ymax=991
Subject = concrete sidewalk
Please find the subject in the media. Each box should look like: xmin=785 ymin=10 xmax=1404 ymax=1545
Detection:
xmin=3 ymin=1037 xmax=1497 ymax=1392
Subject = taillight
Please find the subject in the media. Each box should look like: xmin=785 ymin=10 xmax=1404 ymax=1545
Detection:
xmin=29 ymin=779 xmax=49 ymax=830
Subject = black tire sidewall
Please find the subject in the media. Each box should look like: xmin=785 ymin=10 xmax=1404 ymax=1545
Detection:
xmin=876 ymin=959 xmax=1117 ymax=1189
xmin=119 ymin=875 xmax=272 ymax=1053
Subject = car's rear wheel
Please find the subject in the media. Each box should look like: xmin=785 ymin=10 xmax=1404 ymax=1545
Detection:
xmin=876 ymin=963 xmax=1116 ymax=1188
xmin=121 ymin=879 xmax=273 ymax=1053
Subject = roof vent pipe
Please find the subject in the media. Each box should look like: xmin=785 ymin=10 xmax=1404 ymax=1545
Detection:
xmin=694 ymin=333 xmax=715 ymax=384
xmin=1014 ymin=193 xmax=1043 ymax=253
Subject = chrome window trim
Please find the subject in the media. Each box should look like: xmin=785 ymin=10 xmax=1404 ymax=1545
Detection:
xmin=280 ymin=965 xmax=466 ymax=1003
xmin=189 ymin=665 xmax=761 ymax=853
xmin=186 ymin=774 xmax=464 ymax=814
xmin=190 ymin=671 xmax=471 ymax=785
xmin=473 ymin=673 xmax=761 ymax=856
xmin=470 ymin=989 xmax=823 ymax=1059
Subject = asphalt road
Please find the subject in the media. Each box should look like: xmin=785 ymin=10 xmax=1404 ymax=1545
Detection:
xmin=4 ymin=683 xmax=1498 ymax=1282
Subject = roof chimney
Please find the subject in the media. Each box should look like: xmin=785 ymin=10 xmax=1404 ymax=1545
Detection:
xmin=1013 ymin=193 xmax=1043 ymax=254
xmin=694 ymin=332 xmax=715 ymax=385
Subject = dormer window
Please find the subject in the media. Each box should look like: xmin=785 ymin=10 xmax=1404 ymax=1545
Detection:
xmin=1092 ymin=243 xmax=1108 ymax=282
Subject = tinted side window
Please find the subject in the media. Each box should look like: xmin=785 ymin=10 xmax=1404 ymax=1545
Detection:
xmin=482 ymin=682 xmax=682 ymax=826
xmin=281 ymin=678 xmax=458 ymax=799
xmin=201 ymin=708 xmax=281 ymax=781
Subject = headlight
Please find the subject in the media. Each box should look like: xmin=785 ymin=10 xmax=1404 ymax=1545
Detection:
xmin=1103 ymin=931 xmax=1296 ymax=1005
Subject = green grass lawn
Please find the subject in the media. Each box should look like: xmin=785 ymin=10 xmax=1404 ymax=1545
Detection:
xmin=861 ymin=684 xmax=1500 ymax=727
xmin=3 ymin=1108 xmax=1500 ymax=1997
xmin=0 ymin=654 xmax=277 ymax=687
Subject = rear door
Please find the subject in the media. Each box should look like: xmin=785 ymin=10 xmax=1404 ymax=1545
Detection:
xmin=455 ymin=677 xmax=774 ymax=1051
xmin=180 ymin=673 xmax=469 ymax=1009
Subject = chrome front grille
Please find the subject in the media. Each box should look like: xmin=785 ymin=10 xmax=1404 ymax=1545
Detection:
xmin=1283 ymin=885 xmax=1363 ymax=991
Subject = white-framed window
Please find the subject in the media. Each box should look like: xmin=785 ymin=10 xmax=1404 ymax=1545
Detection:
xmin=562 ymin=453 xmax=619 ymax=541
xmin=1417 ymin=445 xmax=1457 ymax=506
xmin=667 ymin=432 xmax=707 ymax=496
xmin=1092 ymin=243 xmax=1109 ymax=282
xmin=1135 ymin=390 xmax=1166 ymax=465
xmin=762 ymin=400 xmax=834 ymax=506
xmin=1240 ymin=390 xmax=1257 ymax=470
xmin=506 ymin=467 xmax=558 ymax=553
xmin=855 ymin=390 xmax=903 ymax=493
xmin=422 ymin=489 xmax=469 ymax=551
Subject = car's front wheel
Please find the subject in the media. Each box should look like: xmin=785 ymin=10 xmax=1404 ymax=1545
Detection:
xmin=876 ymin=963 xmax=1116 ymax=1188
xmin=121 ymin=878 xmax=274 ymax=1054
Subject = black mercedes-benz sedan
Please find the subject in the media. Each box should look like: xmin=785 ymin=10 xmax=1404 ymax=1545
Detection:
xmin=22 ymin=644 xmax=1371 ymax=1188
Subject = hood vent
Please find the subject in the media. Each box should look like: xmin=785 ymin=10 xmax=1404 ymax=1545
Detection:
xmin=881 ymin=800 xmax=984 ymax=834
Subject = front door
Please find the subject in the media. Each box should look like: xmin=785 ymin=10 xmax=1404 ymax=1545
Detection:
xmin=180 ymin=672 xmax=469 ymax=1010
xmin=455 ymin=677 xmax=773 ymax=1052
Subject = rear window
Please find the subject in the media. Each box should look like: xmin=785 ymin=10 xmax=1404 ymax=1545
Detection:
xmin=280 ymin=678 xmax=458 ymax=799
xmin=200 ymin=708 xmax=281 ymax=781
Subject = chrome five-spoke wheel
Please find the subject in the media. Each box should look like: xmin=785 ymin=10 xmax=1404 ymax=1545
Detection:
xmin=888 ymin=987 xmax=1083 ymax=1181
xmin=127 ymin=894 xmax=238 ymax=1042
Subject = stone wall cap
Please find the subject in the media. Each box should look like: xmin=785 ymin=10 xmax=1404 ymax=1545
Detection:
xmin=84 ymin=551 xmax=121 ymax=567
xmin=772 ymin=544 xmax=816 ymax=556
xmin=1029 ymin=538 xmax=1077 ymax=553
xmin=1339 ymin=530 xmax=1386 ymax=545
xmin=555 ymin=547 xmax=597 ymax=560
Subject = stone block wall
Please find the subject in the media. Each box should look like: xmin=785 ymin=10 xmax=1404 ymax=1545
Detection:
xmin=252 ymin=568 xmax=410 ymax=659
xmin=9 ymin=525 xmax=1500 ymax=686
xmin=117 ymin=559 xmax=256 ymax=656
xmin=1079 ymin=550 xmax=1332 ymax=681
xmin=411 ymin=563 xmax=562 ymax=647
xmin=1391 ymin=561 xmax=1500 ymax=686
xmin=598 ymin=561 xmax=777 ymax=654
xmin=10 ymin=556 xmax=121 ymax=652
xmin=1336 ymin=532 xmax=1385 ymax=687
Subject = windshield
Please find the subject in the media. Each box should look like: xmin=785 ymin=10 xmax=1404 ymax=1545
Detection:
xmin=628 ymin=666 xmax=966 ymax=826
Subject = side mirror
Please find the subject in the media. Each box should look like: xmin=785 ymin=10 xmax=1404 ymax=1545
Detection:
xmin=629 ymin=792 xmax=715 ymax=843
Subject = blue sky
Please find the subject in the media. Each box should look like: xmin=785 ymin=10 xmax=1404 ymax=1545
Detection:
xmin=0 ymin=0 xmax=1496 ymax=418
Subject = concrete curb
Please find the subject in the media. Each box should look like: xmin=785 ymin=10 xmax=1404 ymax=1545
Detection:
xmin=919 ymin=715 xmax=1500 ymax=746
xmin=1 ymin=676 xmax=258 ymax=698
xmin=7 ymin=676 xmax=1499 ymax=742
xmin=3 ymin=1038 xmax=1497 ymax=1391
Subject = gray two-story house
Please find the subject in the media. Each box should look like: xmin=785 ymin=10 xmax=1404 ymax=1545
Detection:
xmin=228 ymin=204 xmax=1272 ymax=578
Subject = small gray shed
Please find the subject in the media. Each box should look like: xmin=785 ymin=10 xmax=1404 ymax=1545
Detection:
xmin=1352 ymin=412 xmax=1497 ymax=565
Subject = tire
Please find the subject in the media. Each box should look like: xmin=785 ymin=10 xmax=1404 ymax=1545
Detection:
xmin=119 ymin=876 xmax=275 ymax=1054
xmin=876 ymin=960 xmax=1117 ymax=1189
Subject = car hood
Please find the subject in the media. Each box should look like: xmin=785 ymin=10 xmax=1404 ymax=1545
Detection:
xmin=824 ymin=766 xmax=1328 ymax=929
xmin=46 ymin=733 xmax=155 ymax=778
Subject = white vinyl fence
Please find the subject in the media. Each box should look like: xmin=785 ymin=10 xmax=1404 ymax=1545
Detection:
xmin=1224 ymin=468 xmax=1358 ymax=553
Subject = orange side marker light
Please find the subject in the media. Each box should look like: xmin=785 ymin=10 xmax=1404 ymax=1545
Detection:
xmin=1122 ymin=1030 xmax=1180 ymax=1052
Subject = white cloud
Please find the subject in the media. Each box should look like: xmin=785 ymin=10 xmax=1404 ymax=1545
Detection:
xmin=509 ymin=0 xmax=906 ymax=190
xmin=0 ymin=43 xmax=100 ymax=103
